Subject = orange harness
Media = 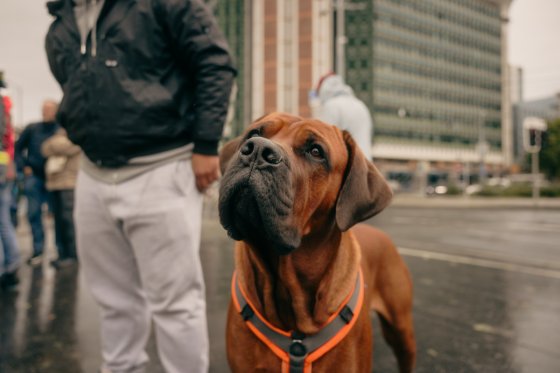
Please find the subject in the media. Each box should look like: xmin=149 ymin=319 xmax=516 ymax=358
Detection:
xmin=231 ymin=269 xmax=364 ymax=373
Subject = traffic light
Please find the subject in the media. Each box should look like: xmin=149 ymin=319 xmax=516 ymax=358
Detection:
xmin=528 ymin=129 xmax=540 ymax=148
xmin=523 ymin=117 xmax=547 ymax=153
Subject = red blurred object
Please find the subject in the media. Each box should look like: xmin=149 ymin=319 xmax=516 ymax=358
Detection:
xmin=2 ymin=94 xmax=15 ymax=161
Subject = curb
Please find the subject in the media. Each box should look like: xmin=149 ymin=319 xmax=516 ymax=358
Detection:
xmin=390 ymin=195 xmax=560 ymax=209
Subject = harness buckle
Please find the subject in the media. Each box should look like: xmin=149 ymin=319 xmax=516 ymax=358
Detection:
xmin=289 ymin=340 xmax=308 ymax=358
xmin=289 ymin=339 xmax=308 ymax=372
xmin=241 ymin=304 xmax=255 ymax=321
xmin=339 ymin=305 xmax=354 ymax=324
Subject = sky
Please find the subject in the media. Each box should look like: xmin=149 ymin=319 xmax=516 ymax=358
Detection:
xmin=1 ymin=0 xmax=559 ymax=127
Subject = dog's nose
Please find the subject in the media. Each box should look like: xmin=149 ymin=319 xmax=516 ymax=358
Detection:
xmin=239 ymin=137 xmax=283 ymax=167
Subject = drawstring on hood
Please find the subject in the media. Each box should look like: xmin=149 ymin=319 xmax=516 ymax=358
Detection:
xmin=73 ymin=0 xmax=103 ymax=57
xmin=91 ymin=0 xmax=97 ymax=57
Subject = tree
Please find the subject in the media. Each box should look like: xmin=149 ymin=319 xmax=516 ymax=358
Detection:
xmin=540 ymin=118 xmax=560 ymax=181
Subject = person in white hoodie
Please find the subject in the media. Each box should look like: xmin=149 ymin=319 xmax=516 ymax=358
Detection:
xmin=315 ymin=73 xmax=373 ymax=158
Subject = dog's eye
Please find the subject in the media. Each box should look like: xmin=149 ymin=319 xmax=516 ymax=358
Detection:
xmin=248 ymin=130 xmax=260 ymax=138
xmin=308 ymin=145 xmax=324 ymax=159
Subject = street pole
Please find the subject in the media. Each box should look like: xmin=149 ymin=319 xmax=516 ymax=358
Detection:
xmin=418 ymin=160 xmax=428 ymax=197
xmin=335 ymin=0 xmax=346 ymax=79
xmin=463 ymin=161 xmax=470 ymax=197
xmin=477 ymin=110 xmax=487 ymax=186
xmin=335 ymin=0 xmax=366 ymax=78
xmin=532 ymin=150 xmax=540 ymax=202
xmin=523 ymin=117 xmax=547 ymax=207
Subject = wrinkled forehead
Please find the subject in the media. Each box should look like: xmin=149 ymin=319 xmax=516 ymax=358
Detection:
xmin=250 ymin=115 xmax=349 ymax=167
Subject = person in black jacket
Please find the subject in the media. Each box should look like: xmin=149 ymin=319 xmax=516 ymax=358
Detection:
xmin=45 ymin=1 xmax=235 ymax=372
xmin=14 ymin=100 xmax=59 ymax=266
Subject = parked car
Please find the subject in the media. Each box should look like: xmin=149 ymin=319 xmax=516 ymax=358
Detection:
xmin=426 ymin=185 xmax=448 ymax=196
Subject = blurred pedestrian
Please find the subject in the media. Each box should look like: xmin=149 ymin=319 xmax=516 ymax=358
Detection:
xmin=0 ymin=74 xmax=21 ymax=291
xmin=41 ymin=128 xmax=80 ymax=269
xmin=314 ymin=73 xmax=373 ymax=158
xmin=46 ymin=1 xmax=235 ymax=372
xmin=14 ymin=100 xmax=59 ymax=266
xmin=9 ymin=170 xmax=23 ymax=228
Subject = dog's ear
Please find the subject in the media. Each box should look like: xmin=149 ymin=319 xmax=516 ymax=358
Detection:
xmin=335 ymin=131 xmax=393 ymax=231
xmin=219 ymin=137 xmax=242 ymax=174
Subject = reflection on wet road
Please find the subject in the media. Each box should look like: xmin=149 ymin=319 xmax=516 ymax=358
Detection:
xmin=1 ymin=205 xmax=560 ymax=372
xmin=371 ymin=206 xmax=560 ymax=373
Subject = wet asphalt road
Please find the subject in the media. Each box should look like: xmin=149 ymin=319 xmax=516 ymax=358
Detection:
xmin=1 ymin=200 xmax=560 ymax=373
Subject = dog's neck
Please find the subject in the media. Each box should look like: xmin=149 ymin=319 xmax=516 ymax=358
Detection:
xmin=235 ymin=228 xmax=361 ymax=334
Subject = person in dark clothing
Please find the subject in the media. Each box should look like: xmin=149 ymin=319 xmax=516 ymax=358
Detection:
xmin=14 ymin=100 xmax=59 ymax=266
xmin=46 ymin=1 xmax=236 ymax=372
xmin=42 ymin=128 xmax=80 ymax=269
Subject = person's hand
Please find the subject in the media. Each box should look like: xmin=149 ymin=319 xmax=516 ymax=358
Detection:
xmin=23 ymin=166 xmax=33 ymax=177
xmin=191 ymin=154 xmax=221 ymax=193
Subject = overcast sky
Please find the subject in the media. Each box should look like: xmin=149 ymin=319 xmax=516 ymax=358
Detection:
xmin=1 ymin=0 xmax=559 ymax=126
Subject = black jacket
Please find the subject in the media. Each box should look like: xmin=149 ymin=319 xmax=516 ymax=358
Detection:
xmin=45 ymin=0 xmax=236 ymax=167
xmin=15 ymin=122 xmax=60 ymax=180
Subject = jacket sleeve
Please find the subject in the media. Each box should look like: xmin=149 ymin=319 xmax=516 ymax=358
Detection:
xmin=41 ymin=131 xmax=81 ymax=157
xmin=45 ymin=21 xmax=68 ymax=87
xmin=156 ymin=0 xmax=237 ymax=155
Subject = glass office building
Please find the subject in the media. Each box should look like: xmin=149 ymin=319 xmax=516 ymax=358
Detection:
xmin=345 ymin=0 xmax=512 ymax=167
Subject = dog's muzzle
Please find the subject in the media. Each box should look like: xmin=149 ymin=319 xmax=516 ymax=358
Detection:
xmin=219 ymin=137 xmax=300 ymax=255
xmin=238 ymin=137 xmax=284 ymax=170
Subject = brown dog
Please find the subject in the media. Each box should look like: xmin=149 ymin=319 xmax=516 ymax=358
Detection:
xmin=219 ymin=113 xmax=416 ymax=373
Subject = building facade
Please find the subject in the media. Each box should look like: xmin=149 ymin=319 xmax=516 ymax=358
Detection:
xmin=209 ymin=0 xmax=328 ymax=137
xmin=214 ymin=0 xmax=513 ymax=182
xmin=345 ymin=0 xmax=513 ymax=171
xmin=510 ymin=65 xmax=523 ymax=105
xmin=210 ymin=0 xmax=335 ymax=139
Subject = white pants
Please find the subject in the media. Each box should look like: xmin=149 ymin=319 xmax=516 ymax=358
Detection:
xmin=75 ymin=160 xmax=208 ymax=373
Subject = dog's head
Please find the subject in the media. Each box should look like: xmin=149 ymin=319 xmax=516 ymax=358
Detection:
xmin=218 ymin=112 xmax=392 ymax=255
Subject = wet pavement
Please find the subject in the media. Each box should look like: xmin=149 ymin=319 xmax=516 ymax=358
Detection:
xmin=1 ymin=198 xmax=560 ymax=372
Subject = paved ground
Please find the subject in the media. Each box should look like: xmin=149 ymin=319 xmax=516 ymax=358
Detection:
xmin=367 ymin=202 xmax=560 ymax=373
xmin=1 ymin=196 xmax=560 ymax=372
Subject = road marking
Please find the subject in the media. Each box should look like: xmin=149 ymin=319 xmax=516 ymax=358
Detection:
xmin=472 ymin=323 xmax=514 ymax=338
xmin=398 ymin=247 xmax=560 ymax=280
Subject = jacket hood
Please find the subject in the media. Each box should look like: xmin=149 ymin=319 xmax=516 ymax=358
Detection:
xmin=47 ymin=0 xmax=96 ymax=16
xmin=318 ymin=74 xmax=355 ymax=103
xmin=47 ymin=0 xmax=66 ymax=15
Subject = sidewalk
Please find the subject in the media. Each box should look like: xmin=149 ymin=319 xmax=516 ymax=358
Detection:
xmin=391 ymin=193 xmax=560 ymax=209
